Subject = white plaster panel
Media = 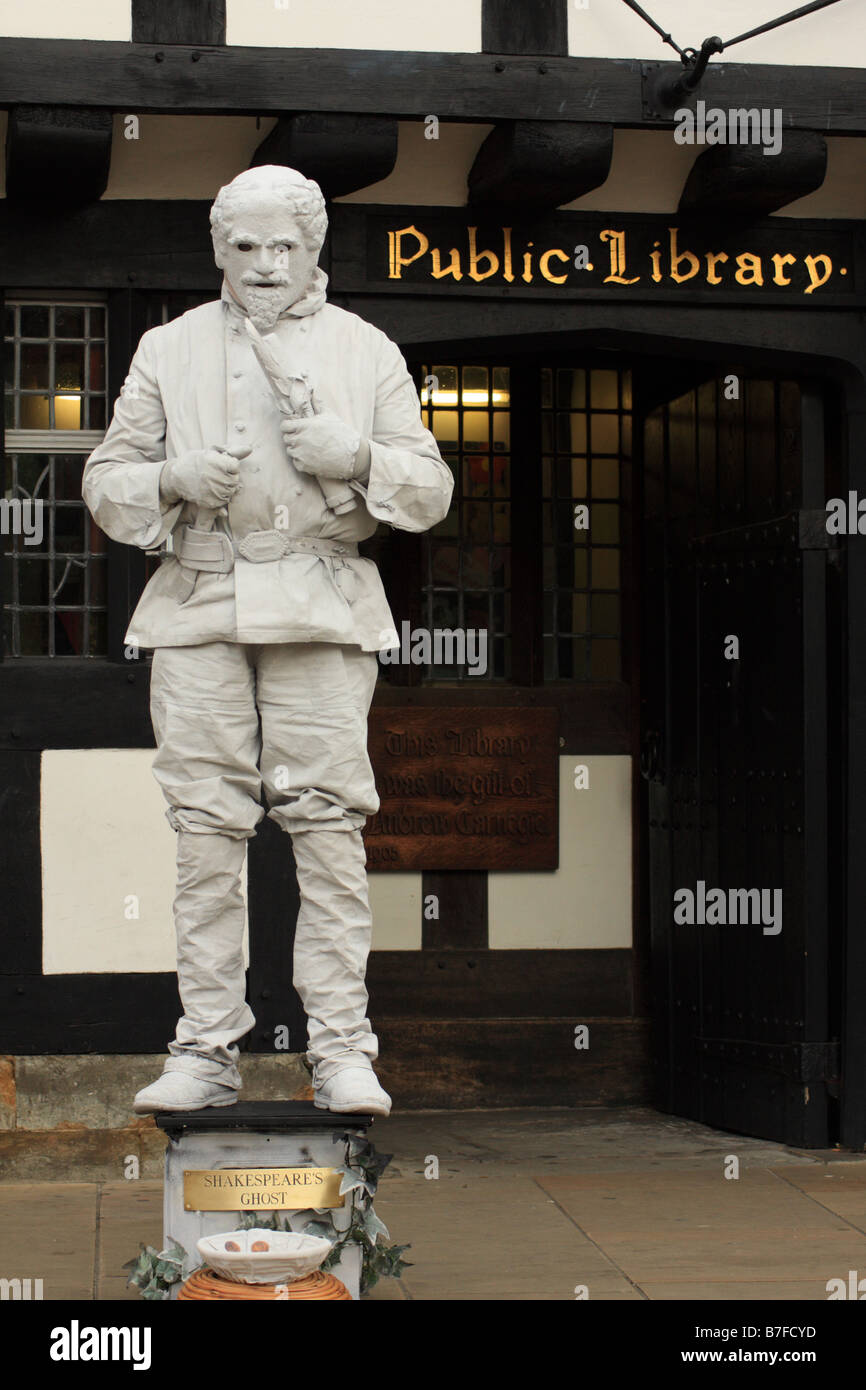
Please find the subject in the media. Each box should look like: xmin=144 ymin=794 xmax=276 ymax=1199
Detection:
xmin=104 ymin=115 xmax=278 ymax=200
xmin=0 ymin=0 xmax=130 ymax=40
xmin=568 ymin=0 xmax=865 ymax=68
xmin=335 ymin=121 xmax=493 ymax=207
xmin=489 ymin=755 xmax=632 ymax=949
xmin=41 ymin=749 xmax=248 ymax=974
xmin=561 ymin=129 xmax=698 ymax=212
xmin=227 ymin=0 xmax=482 ymax=52
xmin=773 ymin=136 xmax=866 ymax=219
xmin=368 ymin=872 xmax=422 ymax=949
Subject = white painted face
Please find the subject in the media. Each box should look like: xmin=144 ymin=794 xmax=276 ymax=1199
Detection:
xmin=215 ymin=199 xmax=320 ymax=329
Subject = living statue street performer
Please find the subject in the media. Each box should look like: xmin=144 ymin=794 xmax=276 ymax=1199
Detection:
xmin=83 ymin=166 xmax=453 ymax=1117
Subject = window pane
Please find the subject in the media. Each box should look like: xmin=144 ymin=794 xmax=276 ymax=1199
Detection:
xmin=591 ymin=549 xmax=619 ymax=589
xmin=20 ymin=305 xmax=50 ymax=337
xmin=463 ymin=455 xmax=490 ymax=496
xmin=590 ymin=503 xmax=619 ymax=544
xmin=462 ymin=544 xmax=489 ymax=587
xmin=592 ymin=458 xmax=620 ymax=498
xmin=557 ymin=368 xmax=585 ymax=408
xmin=20 ymin=395 xmax=50 ymax=428
xmin=55 ymin=307 xmax=85 ymax=338
xmin=591 ymin=594 xmax=620 ymax=634
xmin=462 ymin=365 xmax=488 ymax=396
xmin=591 ymin=414 xmax=619 ymax=453
xmin=462 ymin=412 xmax=489 ymax=446
xmin=55 ymin=343 xmax=85 ymax=391
xmin=21 ymin=343 xmax=49 ymax=389
xmin=591 ymin=370 xmax=619 ymax=409
xmin=591 ymin=638 xmax=620 ymax=679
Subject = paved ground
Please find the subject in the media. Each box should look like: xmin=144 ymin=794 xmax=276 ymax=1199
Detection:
xmin=3 ymin=1107 xmax=866 ymax=1301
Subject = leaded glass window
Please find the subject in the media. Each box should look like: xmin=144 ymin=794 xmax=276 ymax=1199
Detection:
xmin=3 ymin=299 xmax=108 ymax=656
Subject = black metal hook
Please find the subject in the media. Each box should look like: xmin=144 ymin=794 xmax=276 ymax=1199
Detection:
xmin=655 ymin=34 xmax=724 ymax=108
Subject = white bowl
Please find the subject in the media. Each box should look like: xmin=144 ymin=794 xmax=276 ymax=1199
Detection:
xmin=196 ymin=1229 xmax=333 ymax=1285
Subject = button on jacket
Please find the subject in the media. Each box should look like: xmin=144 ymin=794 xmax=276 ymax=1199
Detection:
xmin=82 ymin=271 xmax=454 ymax=649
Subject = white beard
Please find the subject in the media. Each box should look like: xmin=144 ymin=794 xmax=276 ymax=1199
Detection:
xmin=241 ymin=286 xmax=293 ymax=331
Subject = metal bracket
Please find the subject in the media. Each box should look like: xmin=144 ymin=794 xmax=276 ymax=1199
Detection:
xmin=700 ymin=1037 xmax=840 ymax=1084
xmin=798 ymin=508 xmax=839 ymax=550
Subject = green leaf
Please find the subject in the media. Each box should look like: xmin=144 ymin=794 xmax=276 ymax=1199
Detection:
xmin=338 ymin=1170 xmax=374 ymax=1198
xmin=362 ymin=1208 xmax=390 ymax=1244
xmin=304 ymin=1219 xmax=337 ymax=1242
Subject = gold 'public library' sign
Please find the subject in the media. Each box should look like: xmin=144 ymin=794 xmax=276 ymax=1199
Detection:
xmin=184 ymin=1167 xmax=344 ymax=1211
xmin=348 ymin=208 xmax=860 ymax=304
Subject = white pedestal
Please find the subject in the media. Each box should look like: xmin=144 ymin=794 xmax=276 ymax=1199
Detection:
xmin=157 ymin=1103 xmax=373 ymax=1301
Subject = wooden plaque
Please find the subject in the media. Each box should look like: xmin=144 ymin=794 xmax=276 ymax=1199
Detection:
xmin=364 ymin=707 xmax=558 ymax=870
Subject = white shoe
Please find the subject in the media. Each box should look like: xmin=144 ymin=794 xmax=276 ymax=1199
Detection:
xmin=314 ymin=1067 xmax=392 ymax=1117
xmin=133 ymin=1072 xmax=238 ymax=1114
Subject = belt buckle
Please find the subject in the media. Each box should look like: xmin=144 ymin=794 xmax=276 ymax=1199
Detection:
xmin=238 ymin=530 xmax=286 ymax=563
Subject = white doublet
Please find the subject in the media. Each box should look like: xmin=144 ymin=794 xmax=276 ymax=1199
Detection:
xmin=82 ymin=272 xmax=453 ymax=650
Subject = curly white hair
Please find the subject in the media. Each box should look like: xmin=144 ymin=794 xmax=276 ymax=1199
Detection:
xmin=210 ymin=165 xmax=328 ymax=253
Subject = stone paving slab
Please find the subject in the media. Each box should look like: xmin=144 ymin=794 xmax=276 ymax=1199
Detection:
xmin=0 ymin=1182 xmax=97 ymax=1300
xmin=770 ymin=1163 xmax=866 ymax=1230
xmin=374 ymin=1175 xmax=637 ymax=1300
xmin=535 ymin=1170 xmax=866 ymax=1297
xmin=98 ymin=1182 xmax=163 ymax=1301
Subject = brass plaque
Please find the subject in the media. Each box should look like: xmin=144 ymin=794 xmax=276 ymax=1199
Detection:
xmin=364 ymin=707 xmax=558 ymax=870
xmin=183 ymin=1167 xmax=344 ymax=1212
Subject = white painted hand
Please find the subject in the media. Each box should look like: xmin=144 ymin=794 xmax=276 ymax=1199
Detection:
xmin=281 ymin=412 xmax=361 ymax=480
xmin=160 ymin=445 xmax=252 ymax=508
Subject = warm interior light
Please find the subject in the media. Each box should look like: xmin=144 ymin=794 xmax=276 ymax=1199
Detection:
xmin=55 ymin=394 xmax=81 ymax=429
xmin=421 ymin=389 xmax=510 ymax=407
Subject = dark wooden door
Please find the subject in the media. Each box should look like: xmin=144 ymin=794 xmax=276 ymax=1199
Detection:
xmin=641 ymin=373 xmax=840 ymax=1146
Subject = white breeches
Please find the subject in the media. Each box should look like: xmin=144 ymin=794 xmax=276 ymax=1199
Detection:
xmin=149 ymin=639 xmax=380 ymax=1088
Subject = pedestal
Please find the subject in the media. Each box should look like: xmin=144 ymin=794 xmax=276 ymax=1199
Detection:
xmin=155 ymin=1102 xmax=375 ymax=1302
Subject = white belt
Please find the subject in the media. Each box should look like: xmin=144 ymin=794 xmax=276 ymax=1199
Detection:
xmin=174 ymin=527 xmax=359 ymax=573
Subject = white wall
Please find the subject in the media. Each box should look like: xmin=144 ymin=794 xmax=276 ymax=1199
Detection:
xmin=103 ymin=115 xmax=277 ymax=199
xmin=227 ymin=0 xmax=481 ymax=52
xmin=39 ymin=748 xmax=420 ymax=971
xmin=0 ymin=0 xmax=130 ymax=39
xmin=40 ymin=749 xmax=247 ymax=974
xmin=569 ymin=0 xmax=866 ymax=68
xmin=369 ymin=873 xmax=422 ymax=949
xmin=489 ymin=755 xmax=632 ymax=949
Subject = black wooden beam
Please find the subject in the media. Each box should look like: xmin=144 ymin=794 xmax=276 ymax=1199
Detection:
xmin=678 ymin=131 xmax=828 ymax=224
xmin=482 ymin=0 xmax=568 ymax=56
xmin=0 ymin=200 xmax=219 ymax=290
xmin=0 ymin=40 xmax=864 ymax=133
xmin=5 ymin=105 xmax=112 ymax=206
xmin=468 ymin=120 xmax=613 ymax=212
xmin=421 ymin=872 xmax=488 ymax=950
xmin=132 ymin=0 xmax=226 ymax=46
xmin=251 ymin=114 xmax=398 ymax=199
